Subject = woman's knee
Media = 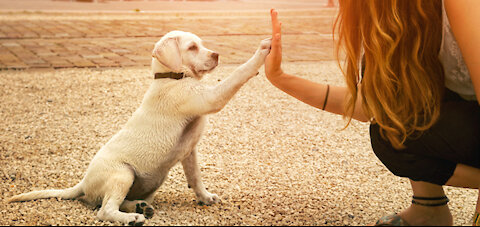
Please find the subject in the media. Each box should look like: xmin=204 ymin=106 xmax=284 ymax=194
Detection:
xmin=369 ymin=123 xmax=457 ymax=185
xmin=445 ymin=164 xmax=480 ymax=189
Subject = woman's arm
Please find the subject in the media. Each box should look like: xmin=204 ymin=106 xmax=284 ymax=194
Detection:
xmin=445 ymin=0 xmax=480 ymax=104
xmin=265 ymin=9 xmax=369 ymax=122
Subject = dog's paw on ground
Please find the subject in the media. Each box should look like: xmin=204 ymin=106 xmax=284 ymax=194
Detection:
xmin=127 ymin=213 xmax=145 ymax=226
xmin=197 ymin=193 xmax=220 ymax=206
xmin=135 ymin=201 xmax=155 ymax=219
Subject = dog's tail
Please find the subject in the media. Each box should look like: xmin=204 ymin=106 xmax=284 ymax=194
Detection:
xmin=7 ymin=181 xmax=84 ymax=203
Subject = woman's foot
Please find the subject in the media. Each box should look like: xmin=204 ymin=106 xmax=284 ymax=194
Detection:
xmin=397 ymin=203 xmax=453 ymax=226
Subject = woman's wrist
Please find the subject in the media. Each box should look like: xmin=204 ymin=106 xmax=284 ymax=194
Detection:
xmin=267 ymin=71 xmax=294 ymax=91
xmin=266 ymin=69 xmax=286 ymax=83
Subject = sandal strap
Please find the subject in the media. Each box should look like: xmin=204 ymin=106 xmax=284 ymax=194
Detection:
xmin=375 ymin=214 xmax=410 ymax=226
xmin=474 ymin=212 xmax=480 ymax=226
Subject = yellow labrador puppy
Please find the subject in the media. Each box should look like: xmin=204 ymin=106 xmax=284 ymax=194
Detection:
xmin=9 ymin=31 xmax=271 ymax=226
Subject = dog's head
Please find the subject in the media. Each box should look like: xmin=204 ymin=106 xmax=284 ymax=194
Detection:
xmin=151 ymin=31 xmax=219 ymax=79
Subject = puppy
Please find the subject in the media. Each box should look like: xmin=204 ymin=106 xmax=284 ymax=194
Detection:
xmin=8 ymin=31 xmax=271 ymax=226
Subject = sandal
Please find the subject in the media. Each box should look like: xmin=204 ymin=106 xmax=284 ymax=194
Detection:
xmin=374 ymin=214 xmax=410 ymax=226
xmin=474 ymin=211 xmax=480 ymax=226
xmin=374 ymin=196 xmax=450 ymax=226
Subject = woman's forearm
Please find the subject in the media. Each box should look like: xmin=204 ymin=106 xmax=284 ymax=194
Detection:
xmin=268 ymin=72 xmax=370 ymax=122
xmin=265 ymin=9 xmax=369 ymax=122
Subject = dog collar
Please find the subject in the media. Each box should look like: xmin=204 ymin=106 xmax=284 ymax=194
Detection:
xmin=154 ymin=72 xmax=185 ymax=80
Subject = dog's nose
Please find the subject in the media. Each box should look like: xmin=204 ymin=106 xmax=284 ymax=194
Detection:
xmin=211 ymin=52 xmax=219 ymax=61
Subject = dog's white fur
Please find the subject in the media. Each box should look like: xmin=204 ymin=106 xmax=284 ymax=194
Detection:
xmin=8 ymin=31 xmax=271 ymax=225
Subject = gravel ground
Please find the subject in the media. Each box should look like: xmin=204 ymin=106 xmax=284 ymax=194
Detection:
xmin=0 ymin=62 xmax=478 ymax=225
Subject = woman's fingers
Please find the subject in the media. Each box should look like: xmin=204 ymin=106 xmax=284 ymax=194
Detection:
xmin=274 ymin=24 xmax=281 ymax=47
xmin=269 ymin=9 xmax=282 ymax=64
xmin=265 ymin=9 xmax=284 ymax=79
xmin=271 ymin=9 xmax=281 ymax=35
xmin=270 ymin=9 xmax=282 ymax=49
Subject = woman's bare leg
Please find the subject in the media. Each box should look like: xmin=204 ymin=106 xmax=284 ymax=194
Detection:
xmin=446 ymin=163 xmax=480 ymax=225
xmin=445 ymin=164 xmax=480 ymax=189
xmin=398 ymin=180 xmax=453 ymax=226
xmin=398 ymin=164 xmax=480 ymax=226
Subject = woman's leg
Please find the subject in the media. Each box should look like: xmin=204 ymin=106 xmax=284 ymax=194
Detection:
xmin=383 ymin=164 xmax=480 ymax=226
xmin=445 ymin=164 xmax=480 ymax=189
xmin=370 ymin=91 xmax=480 ymax=225
xmin=445 ymin=164 xmax=480 ymax=226
xmin=398 ymin=180 xmax=453 ymax=226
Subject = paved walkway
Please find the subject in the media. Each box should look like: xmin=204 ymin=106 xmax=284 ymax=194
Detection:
xmin=0 ymin=0 xmax=333 ymax=12
xmin=0 ymin=8 xmax=338 ymax=69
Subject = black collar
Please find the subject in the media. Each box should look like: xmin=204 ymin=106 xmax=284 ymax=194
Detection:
xmin=154 ymin=72 xmax=185 ymax=80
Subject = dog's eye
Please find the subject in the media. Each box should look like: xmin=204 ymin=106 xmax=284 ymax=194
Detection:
xmin=188 ymin=44 xmax=198 ymax=51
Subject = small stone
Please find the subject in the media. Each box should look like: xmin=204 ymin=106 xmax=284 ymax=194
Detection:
xmin=9 ymin=171 xmax=17 ymax=181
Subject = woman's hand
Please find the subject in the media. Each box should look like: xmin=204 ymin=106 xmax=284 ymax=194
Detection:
xmin=265 ymin=9 xmax=284 ymax=81
xmin=261 ymin=9 xmax=369 ymax=121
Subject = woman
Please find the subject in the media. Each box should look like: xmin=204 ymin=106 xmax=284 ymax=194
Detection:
xmin=265 ymin=0 xmax=480 ymax=225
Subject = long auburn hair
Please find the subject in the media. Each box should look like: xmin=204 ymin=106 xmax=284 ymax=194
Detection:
xmin=334 ymin=0 xmax=445 ymax=149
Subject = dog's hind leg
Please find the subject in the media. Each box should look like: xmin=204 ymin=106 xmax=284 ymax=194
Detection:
xmin=96 ymin=167 xmax=145 ymax=226
xmin=182 ymin=148 xmax=220 ymax=206
xmin=120 ymin=193 xmax=155 ymax=219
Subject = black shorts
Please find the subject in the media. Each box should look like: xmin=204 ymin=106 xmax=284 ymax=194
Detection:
xmin=370 ymin=89 xmax=480 ymax=185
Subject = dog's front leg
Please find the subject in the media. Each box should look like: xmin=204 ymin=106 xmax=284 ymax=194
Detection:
xmin=179 ymin=38 xmax=271 ymax=115
xmin=181 ymin=148 xmax=220 ymax=205
xmin=215 ymin=38 xmax=272 ymax=91
xmin=206 ymin=38 xmax=272 ymax=113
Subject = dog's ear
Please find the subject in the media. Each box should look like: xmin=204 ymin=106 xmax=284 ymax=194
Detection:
xmin=152 ymin=36 xmax=182 ymax=72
